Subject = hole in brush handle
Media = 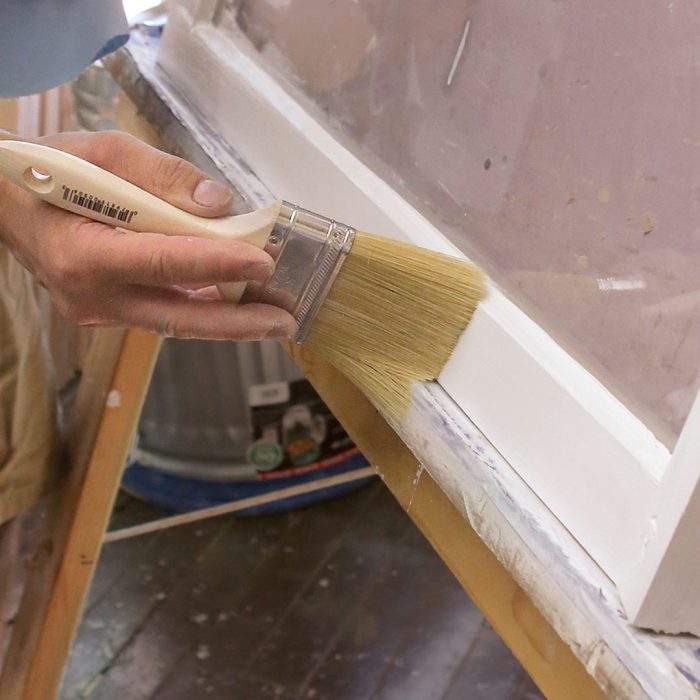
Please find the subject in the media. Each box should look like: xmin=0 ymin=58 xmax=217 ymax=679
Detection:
xmin=22 ymin=166 xmax=55 ymax=194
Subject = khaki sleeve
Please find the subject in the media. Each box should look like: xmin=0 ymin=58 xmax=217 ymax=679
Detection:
xmin=0 ymin=245 xmax=60 ymax=524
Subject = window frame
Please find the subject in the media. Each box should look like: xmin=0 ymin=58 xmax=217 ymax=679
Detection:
xmin=158 ymin=0 xmax=700 ymax=633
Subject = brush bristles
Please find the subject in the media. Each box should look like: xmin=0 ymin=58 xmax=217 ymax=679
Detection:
xmin=304 ymin=232 xmax=486 ymax=421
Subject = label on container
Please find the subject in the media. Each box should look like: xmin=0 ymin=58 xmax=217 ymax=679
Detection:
xmin=247 ymin=378 xmax=359 ymax=480
xmin=249 ymin=382 xmax=291 ymax=407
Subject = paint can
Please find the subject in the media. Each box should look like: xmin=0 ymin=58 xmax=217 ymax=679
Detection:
xmin=122 ymin=339 xmax=373 ymax=514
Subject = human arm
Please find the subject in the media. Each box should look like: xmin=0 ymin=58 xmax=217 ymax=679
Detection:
xmin=0 ymin=129 xmax=297 ymax=340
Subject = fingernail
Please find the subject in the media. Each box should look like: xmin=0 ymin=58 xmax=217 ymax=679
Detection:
xmin=193 ymin=179 xmax=232 ymax=208
xmin=245 ymin=261 xmax=275 ymax=282
xmin=266 ymin=321 xmax=296 ymax=340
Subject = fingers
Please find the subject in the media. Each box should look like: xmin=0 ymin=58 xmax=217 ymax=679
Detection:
xmin=39 ymin=131 xmax=234 ymax=218
xmin=2 ymin=131 xmax=299 ymax=343
xmin=74 ymin=222 xmax=274 ymax=286
xmin=106 ymin=285 xmax=298 ymax=341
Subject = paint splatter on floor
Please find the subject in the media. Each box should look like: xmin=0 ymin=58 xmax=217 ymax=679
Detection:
xmin=60 ymin=483 xmax=544 ymax=699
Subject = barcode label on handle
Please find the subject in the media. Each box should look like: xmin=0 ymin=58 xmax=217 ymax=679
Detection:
xmin=62 ymin=185 xmax=137 ymax=224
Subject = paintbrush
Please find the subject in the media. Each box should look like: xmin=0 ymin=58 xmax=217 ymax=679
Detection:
xmin=0 ymin=140 xmax=485 ymax=419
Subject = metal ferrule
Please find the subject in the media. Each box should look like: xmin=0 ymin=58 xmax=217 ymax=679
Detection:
xmin=247 ymin=202 xmax=356 ymax=344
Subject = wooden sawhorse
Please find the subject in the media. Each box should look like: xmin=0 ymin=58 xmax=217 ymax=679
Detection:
xmin=0 ymin=326 xmax=603 ymax=699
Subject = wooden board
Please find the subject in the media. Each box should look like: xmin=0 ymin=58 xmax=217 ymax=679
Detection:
xmin=0 ymin=330 xmax=161 ymax=699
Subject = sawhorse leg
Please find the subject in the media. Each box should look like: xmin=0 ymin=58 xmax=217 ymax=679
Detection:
xmin=0 ymin=328 xmax=161 ymax=699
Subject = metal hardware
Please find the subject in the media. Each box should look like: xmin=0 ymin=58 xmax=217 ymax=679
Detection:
xmin=245 ymin=202 xmax=356 ymax=343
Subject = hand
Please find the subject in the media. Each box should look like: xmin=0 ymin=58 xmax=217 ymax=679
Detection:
xmin=0 ymin=130 xmax=297 ymax=340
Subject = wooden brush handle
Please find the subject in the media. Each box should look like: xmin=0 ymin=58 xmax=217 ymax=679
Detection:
xmin=0 ymin=140 xmax=281 ymax=302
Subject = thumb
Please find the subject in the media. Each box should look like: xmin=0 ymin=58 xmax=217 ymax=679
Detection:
xmin=40 ymin=131 xmax=234 ymax=219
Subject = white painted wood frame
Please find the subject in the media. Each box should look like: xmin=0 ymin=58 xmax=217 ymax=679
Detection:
xmin=158 ymin=0 xmax=700 ymax=634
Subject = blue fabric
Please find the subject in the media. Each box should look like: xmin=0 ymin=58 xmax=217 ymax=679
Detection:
xmin=0 ymin=0 xmax=129 ymax=98
xmin=122 ymin=454 xmax=374 ymax=516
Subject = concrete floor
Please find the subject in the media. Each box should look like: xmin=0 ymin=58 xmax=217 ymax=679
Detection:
xmin=59 ymin=480 xmax=544 ymax=700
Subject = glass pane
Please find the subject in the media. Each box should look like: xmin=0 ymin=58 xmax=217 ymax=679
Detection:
xmin=217 ymin=0 xmax=700 ymax=447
